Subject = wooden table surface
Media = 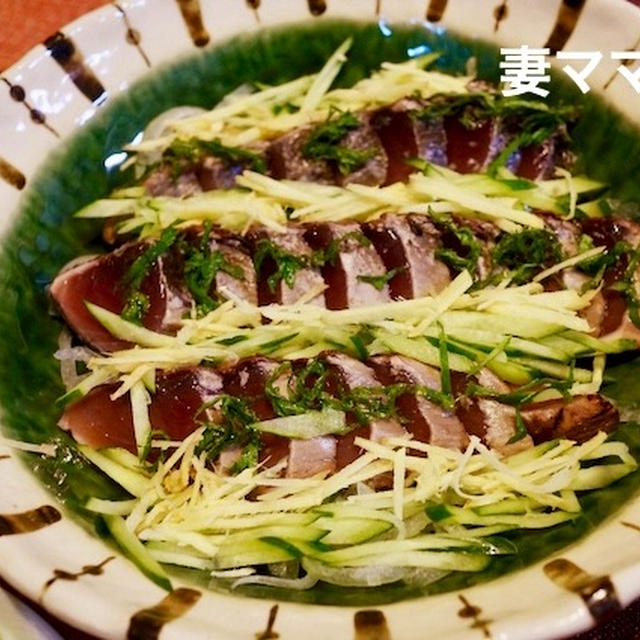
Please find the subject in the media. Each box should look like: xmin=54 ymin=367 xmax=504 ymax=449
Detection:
xmin=2 ymin=1 xmax=640 ymax=639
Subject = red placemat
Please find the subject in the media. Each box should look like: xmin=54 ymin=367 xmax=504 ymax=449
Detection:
xmin=2 ymin=2 xmax=640 ymax=639
xmin=0 ymin=0 xmax=110 ymax=71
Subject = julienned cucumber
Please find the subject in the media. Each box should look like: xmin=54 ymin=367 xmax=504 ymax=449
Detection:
xmin=425 ymin=504 xmax=577 ymax=528
xmin=424 ymin=163 xmax=606 ymax=213
xmin=251 ymin=409 xmax=350 ymax=438
xmin=315 ymin=517 xmax=392 ymax=545
xmin=277 ymin=536 xmax=496 ymax=571
xmin=78 ymin=445 xmax=149 ymax=497
xmin=85 ymin=302 xmax=174 ymax=347
xmin=93 ymin=498 xmax=511 ymax=578
xmin=376 ymin=332 xmax=533 ymax=385
xmin=101 ymin=514 xmax=172 ymax=591
xmin=215 ymin=539 xmax=298 ymax=569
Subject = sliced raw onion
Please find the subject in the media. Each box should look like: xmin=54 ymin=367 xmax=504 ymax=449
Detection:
xmin=302 ymin=557 xmax=404 ymax=587
xmin=143 ymin=106 xmax=208 ymax=141
xmin=231 ymin=572 xmax=318 ymax=591
xmin=215 ymin=83 xmax=255 ymax=108
xmin=400 ymin=567 xmax=449 ymax=586
xmin=210 ymin=567 xmax=255 ymax=579
xmin=54 ymin=346 xmax=96 ymax=363
xmin=56 ymin=330 xmax=93 ymax=390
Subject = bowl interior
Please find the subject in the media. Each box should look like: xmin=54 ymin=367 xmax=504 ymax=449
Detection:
xmin=2 ymin=19 xmax=640 ymax=607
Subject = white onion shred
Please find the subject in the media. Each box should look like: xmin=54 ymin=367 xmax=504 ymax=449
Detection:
xmin=401 ymin=567 xmax=449 ymax=587
xmin=215 ymin=84 xmax=255 ymax=108
xmin=54 ymin=346 xmax=96 ymax=363
xmin=231 ymin=572 xmax=318 ymax=591
xmin=143 ymin=106 xmax=208 ymax=142
xmin=210 ymin=567 xmax=255 ymax=579
xmin=0 ymin=437 xmax=57 ymax=457
xmin=301 ymin=558 xmax=405 ymax=587
xmin=55 ymin=330 xmax=98 ymax=390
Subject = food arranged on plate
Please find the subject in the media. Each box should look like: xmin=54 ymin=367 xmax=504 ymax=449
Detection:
xmin=37 ymin=42 xmax=640 ymax=592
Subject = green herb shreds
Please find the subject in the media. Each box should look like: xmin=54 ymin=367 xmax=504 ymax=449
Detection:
xmin=303 ymin=110 xmax=375 ymax=175
xmin=493 ymin=229 xmax=562 ymax=285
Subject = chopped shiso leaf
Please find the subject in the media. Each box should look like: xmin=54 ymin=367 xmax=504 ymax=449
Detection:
xmin=302 ymin=109 xmax=375 ymax=175
xmin=493 ymin=229 xmax=562 ymax=285
xmin=162 ymin=137 xmax=267 ymax=174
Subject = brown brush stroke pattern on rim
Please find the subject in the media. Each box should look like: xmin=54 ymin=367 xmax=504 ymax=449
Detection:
xmin=458 ymin=595 xmax=492 ymax=638
xmin=426 ymin=0 xmax=448 ymax=22
xmin=544 ymin=0 xmax=587 ymax=54
xmin=1 ymin=77 xmax=60 ymax=137
xmin=493 ymin=0 xmax=508 ymax=32
xmin=0 ymin=156 xmax=25 ymax=190
xmin=174 ymin=0 xmax=210 ymax=47
xmin=622 ymin=520 xmax=640 ymax=533
xmin=354 ymin=610 xmax=391 ymax=640
xmin=41 ymin=556 xmax=115 ymax=598
xmin=113 ymin=2 xmax=151 ymax=67
xmin=43 ymin=32 xmax=107 ymax=105
xmin=0 ymin=505 xmax=61 ymax=536
xmin=604 ymin=34 xmax=640 ymax=89
xmin=544 ymin=558 xmax=622 ymax=625
xmin=127 ymin=588 xmax=202 ymax=640
xmin=0 ymin=454 xmax=10 ymax=461
xmin=307 ymin=0 xmax=327 ymax=16
xmin=246 ymin=0 xmax=261 ymax=23
xmin=256 ymin=604 xmax=279 ymax=640
xmin=0 ymin=0 xmax=112 ymax=71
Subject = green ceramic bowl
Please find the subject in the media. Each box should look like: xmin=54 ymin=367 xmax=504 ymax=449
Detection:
xmin=2 ymin=2 xmax=640 ymax=638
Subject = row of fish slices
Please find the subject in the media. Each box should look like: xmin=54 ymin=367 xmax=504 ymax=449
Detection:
xmin=58 ymin=349 xmax=620 ymax=481
xmin=50 ymin=213 xmax=629 ymax=478
xmin=142 ymin=93 xmax=572 ymax=199
xmin=49 ymin=208 xmax=640 ymax=356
